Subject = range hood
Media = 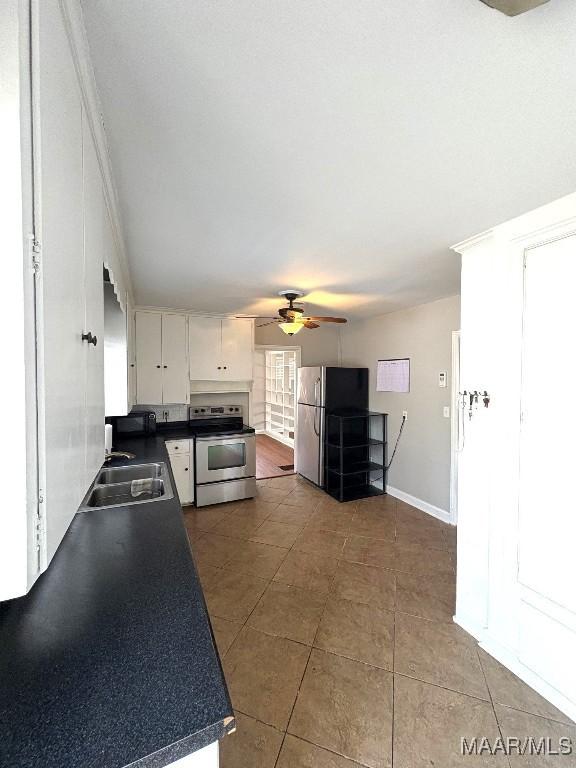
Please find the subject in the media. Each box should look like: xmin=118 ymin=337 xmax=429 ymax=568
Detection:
xmin=480 ymin=0 xmax=550 ymax=15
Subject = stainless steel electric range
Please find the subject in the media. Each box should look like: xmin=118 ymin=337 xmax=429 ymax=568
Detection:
xmin=189 ymin=405 xmax=256 ymax=507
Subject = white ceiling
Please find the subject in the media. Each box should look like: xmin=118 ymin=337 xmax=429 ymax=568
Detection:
xmin=81 ymin=0 xmax=576 ymax=319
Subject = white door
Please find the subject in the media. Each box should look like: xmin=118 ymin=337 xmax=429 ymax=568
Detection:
xmin=189 ymin=316 xmax=222 ymax=380
xmin=221 ymin=319 xmax=253 ymax=380
xmin=135 ymin=311 xmax=162 ymax=403
xmin=170 ymin=452 xmax=192 ymax=504
xmin=162 ymin=314 xmax=188 ymax=403
xmin=34 ymin=0 xmax=87 ymax=563
xmin=82 ymin=120 xmax=105 ymax=487
xmin=517 ymin=233 xmax=576 ymax=701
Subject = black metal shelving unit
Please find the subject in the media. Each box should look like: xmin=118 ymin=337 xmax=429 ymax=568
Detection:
xmin=324 ymin=409 xmax=388 ymax=502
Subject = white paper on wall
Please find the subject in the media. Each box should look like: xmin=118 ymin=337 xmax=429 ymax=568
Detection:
xmin=376 ymin=358 xmax=410 ymax=392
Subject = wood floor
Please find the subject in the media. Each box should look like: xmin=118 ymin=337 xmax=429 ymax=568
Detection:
xmin=256 ymin=434 xmax=294 ymax=480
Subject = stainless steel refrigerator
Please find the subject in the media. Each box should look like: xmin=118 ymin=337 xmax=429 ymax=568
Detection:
xmin=295 ymin=366 xmax=368 ymax=486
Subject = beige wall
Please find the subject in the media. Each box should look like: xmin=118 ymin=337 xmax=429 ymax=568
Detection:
xmin=340 ymin=295 xmax=460 ymax=513
xmin=255 ymin=322 xmax=341 ymax=366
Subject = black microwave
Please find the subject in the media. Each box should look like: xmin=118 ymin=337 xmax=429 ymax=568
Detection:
xmin=107 ymin=411 xmax=157 ymax=438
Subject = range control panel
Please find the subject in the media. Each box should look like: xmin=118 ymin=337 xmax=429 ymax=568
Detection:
xmin=188 ymin=404 xmax=244 ymax=419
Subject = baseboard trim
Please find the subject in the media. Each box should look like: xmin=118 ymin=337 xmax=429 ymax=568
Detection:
xmin=387 ymin=486 xmax=453 ymax=525
xmin=479 ymin=636 xmax=576 ymax=724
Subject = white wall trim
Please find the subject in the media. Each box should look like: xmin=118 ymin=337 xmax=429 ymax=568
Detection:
xmin=387 ymin=485 xmax=453 ymax=525
xmin=59 ymin=0 xmax=132 ymax=302
xmin=450 ymin=330 xmax=460 ymax=524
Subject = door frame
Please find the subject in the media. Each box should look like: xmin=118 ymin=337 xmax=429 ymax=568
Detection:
xmin=450 ymin=330 xmax=461 ymax=524
xmin=252 ymin=344 xmax=301 ymax=448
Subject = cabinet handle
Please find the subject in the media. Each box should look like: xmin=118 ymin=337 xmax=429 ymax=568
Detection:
xmin=156 ymin=365 xmax=161 ymax=368
xmin=217 ymin=366 xmax=221 ymax=370
xmin=163 ymin=365 xmax=167 ymax=369
xmin=184 ymin=467 xmax=188 ymax=471
xmin=82 ymin=331 xmax=97 ymax=346
xmin=130 ymin=364 xmax=135 ymax=368
xmin=223 ymin=366 xmax=227 ymax=370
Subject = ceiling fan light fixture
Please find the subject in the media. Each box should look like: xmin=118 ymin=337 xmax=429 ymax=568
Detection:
xmin=278 ymin=321 xmax=304 ymax=336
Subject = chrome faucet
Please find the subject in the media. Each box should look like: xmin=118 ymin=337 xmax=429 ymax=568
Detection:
xmin=104 ymin=451 xmax=136 ymax=463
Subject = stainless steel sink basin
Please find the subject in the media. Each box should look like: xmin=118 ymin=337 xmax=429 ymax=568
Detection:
xmin=79 ymin=461 xmax=174 ymax=511
xmin=97 ymin=463 xmax=163 ymax=485
xmin=84 ymin=480 xmax=167 ymax=508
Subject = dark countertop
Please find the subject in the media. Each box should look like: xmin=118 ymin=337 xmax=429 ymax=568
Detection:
xmin=0 ymin=435 xmax=234 ymax=768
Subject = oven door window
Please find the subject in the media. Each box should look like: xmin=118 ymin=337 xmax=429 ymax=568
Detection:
xmin=207 ymin=442 xmax=246 ymax=470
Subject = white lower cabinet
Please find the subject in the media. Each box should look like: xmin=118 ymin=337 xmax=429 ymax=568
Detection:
xmin=166 ymin=741 xmax=219 ymax=767
xmin=166 ymin=440 xmax=194 ymax=505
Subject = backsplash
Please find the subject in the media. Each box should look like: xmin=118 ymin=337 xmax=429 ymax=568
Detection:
xmin=137 ymin=404 xmax=189 ymax=423
xmin=138 ymin=392 xmax=250 ymax=423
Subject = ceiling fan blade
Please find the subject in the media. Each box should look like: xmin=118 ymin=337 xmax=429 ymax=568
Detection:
xmin=301 ymin=316 xmax=347 ymax=323
xmin=303 ymin=321 xmax=320 ymax=329
xmin=235 ymin=315 xmax=277 ymax=319
xmin=256 ymin=319 xmax=280 ymax=328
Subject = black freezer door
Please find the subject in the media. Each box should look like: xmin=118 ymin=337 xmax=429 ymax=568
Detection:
xmin=324 ymin=367 xmax=368 ymax=412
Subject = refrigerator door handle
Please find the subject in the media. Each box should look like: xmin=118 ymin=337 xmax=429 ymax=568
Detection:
xmin=313 ymin=378 xmax=321 ymax=435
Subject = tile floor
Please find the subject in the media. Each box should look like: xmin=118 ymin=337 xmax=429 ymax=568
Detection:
xmin=183 ymin=476 xmax=576 ymax=767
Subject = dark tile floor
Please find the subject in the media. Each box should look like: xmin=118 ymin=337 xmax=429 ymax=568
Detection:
xmin=183 ymin=476 xmax=575 ymax=768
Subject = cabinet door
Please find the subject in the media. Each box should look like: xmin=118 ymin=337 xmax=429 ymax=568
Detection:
xmin=221 ymin=319 xmax=253 ymax=380
xmin=189 ymin=316 xmax=222 ymax=380
xmin=170 ymin=452 xmax=192 ymax=505
xmin=82 ymin=120 xmax=105 ymax=487
xmin=135 ymin=311 xmax=162 ymax=403
xmin=35 ymin=0 xmax=87 ymax=564
xmin=162 ymin=313 xmax=188 ymax=403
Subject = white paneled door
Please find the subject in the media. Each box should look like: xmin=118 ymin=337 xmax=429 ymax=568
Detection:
xmin=35 ymin=0 xmax=87 ymax=564
xmin=519 ymin=235 xmax=576 ymax=611
xmin=82 ymin=118 xmax=105 ymax=489
xmin=517 ymin=233 xmax=576 ymax=698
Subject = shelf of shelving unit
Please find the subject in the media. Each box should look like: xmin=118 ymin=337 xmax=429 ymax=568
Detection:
xmin=325 ymin=410 xmax=388 ymax=502
xmin=264 ymin=349 xmax=297 ymax=447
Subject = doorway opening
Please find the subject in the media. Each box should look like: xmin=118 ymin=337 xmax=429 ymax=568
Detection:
xmin=252 ymin=346 xmax=301 ymax=479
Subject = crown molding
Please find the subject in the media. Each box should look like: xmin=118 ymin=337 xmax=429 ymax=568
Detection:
xmin=59 ymin=0 xmax=133 ymax=302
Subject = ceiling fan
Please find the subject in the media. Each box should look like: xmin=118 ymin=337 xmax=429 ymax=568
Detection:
xmin=244 ymin=290 xmax=347 ymax=336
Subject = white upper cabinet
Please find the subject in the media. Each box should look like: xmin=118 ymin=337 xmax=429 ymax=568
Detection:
xmin=188 ymin=316 xmax=222 ymax=379
xmin=162 ymin=313 xmax=189 ymax=403
xmin=188 ymin=317 xmax=253 ymax=381
xmin=135 ymin=311 xmax=163 ymax=403
xmin=220 ymin=319 xmax=253 ymax=380
xmin=135 ymin=311 xmax=189 ymax=404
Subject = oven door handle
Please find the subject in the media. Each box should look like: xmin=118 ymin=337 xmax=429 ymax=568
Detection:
xmin=195 ymin=434 xmax=254 ymax=443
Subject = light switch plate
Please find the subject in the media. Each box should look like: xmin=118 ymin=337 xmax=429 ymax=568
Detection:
xmin=438 ymin=371 xmax=447 ymax=388
xmin=443 ymin=406 xmax=450 ymax=418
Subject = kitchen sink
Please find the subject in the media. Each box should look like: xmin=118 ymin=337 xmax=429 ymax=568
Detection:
xmin=97 ymin=463 xmax=163 ymax=485
xmin=79 ymin=461 xmax=174 ymax=510
xmin=83 ymin=480 xmax=167 ymax=508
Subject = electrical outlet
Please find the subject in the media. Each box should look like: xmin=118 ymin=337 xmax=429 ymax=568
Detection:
xmin=443 ymin=406 xmax=450 ymax=418
xmin=402 ymin=410 xmax=408 ymax=420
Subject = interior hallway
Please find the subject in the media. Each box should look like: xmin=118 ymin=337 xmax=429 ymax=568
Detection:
xmin=183 ymin=476 xmax=575 ymax=767
xmin=256 ymin=434 xmax=294 ymax=480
